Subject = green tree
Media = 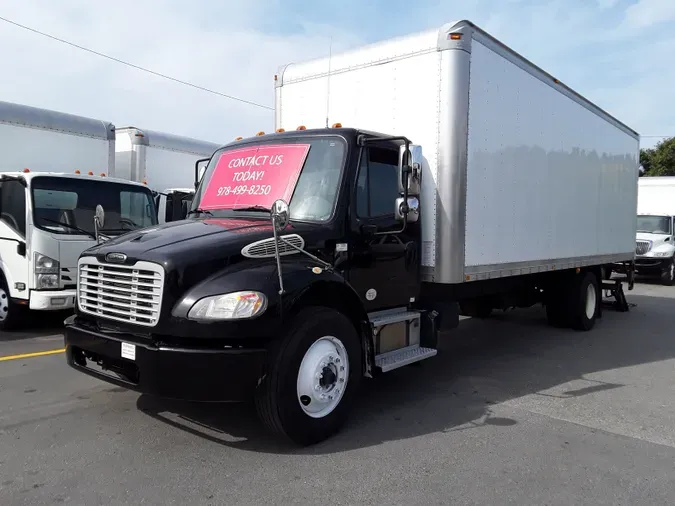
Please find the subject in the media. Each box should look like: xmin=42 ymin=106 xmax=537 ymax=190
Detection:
xmin=640 ymin=137 xmax=675 ymax=177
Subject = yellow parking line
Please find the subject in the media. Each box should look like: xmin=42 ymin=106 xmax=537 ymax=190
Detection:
xmin=0 ymin=348 xmax=65 ymax=362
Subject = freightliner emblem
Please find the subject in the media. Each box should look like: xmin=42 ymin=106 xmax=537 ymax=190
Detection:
xmin=105 ymin=252 xmax=127 ymax=263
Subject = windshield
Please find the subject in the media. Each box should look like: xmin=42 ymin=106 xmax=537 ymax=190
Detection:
xmin=31 ymin=176 xmax=157 ymax=236
xmin=637 ymin=215 xmax=672 ymax=234
xmin=191 ymin=136 xmax=346 ymax=222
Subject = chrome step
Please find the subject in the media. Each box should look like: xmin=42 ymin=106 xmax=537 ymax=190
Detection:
xmin=375 ymin=344 xmax=437 ymax=372
xmin=369 ymin=309 xmax=421 ymax=327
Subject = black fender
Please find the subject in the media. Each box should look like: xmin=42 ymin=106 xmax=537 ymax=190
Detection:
xmin=171 ymin=258 xmax=374 ymax=374
xmin=276 ymin=262 xmax=374 ymax=377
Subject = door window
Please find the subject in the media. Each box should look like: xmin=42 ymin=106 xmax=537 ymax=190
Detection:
xmin=355 ymin=146 xmax=399 ymax=218
xmin=0 ymin=180 xmax=26 ymax=237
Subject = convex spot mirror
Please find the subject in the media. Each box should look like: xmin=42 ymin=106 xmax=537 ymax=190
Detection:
xmin=395 ymin=196 xmax=420 ymax=223
xmin=95 ymin=204 xmax=105 ymax=229
xmin=271 ymin=199 xmax=290 ymax=232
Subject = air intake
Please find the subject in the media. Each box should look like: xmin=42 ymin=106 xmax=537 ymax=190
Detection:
xmin=241 ymin=234 xmax=305 ymax=258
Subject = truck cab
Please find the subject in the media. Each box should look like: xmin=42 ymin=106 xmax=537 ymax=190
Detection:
xmin=634 ymin=213 xmax=675 ymax=285
xmin=64 ymin=127 xmax=429 ymax=445
xmin=0 ymin=170 xmax=158 ymax=329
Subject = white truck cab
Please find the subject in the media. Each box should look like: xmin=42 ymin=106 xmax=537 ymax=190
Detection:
xmin=0 ymin=170 xmax=158 ymax=329
xmin=634 ymin=214 xmax=675 ymax=284
xmin=631 ymin=177 xmax=675 ymax=285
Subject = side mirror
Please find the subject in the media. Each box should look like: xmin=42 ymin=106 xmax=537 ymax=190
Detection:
xmin=398 ymin=144 xmax=422 ymax=196
xmin=94 ymin=204 xmax=105 ymax=229
xmin=271 ymin=199 xmax=289 ymax=233
xmin=194 ymin=157 xmax=210 ymax=190
xmin=395 ymin=196 xmax=420 ymax=223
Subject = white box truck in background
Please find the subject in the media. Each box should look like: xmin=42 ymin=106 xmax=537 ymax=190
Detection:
xmin=631 ymin=176 xmax=675 ymax=284
xmin=63 ymin=20 xmax=640 ymax=446
xmin=113 ymin=127 xmax=221 ymax=223
xmin=0 ymin=100 xmax=159 ymax=330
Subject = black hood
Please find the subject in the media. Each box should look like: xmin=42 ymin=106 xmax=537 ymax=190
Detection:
xmin=86 ymin=216 xmax=310 ymax=266
xmin=80 ymin=217 xmax=324 ymax=321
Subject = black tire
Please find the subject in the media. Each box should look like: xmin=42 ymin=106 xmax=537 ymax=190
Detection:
xmin=254 ymin=306 xmax=362 ymax=446
xmin=660 ymin=258 xmax=674 ymax=286
xmin=545 ymin=295 xmax=569 ymax=328
xmin=570 ymin=272 xmax=600 ymax=331
xmin=0 ymin=274 xmax=27 ymax=332
xmin=459 ymin=299 xmax=493 ymax=319
xmin=546 ymin=271 xmax=600 ymax=331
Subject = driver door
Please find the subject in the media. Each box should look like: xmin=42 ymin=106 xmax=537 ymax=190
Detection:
xmin=347 ymin=144 xmax=420 ymax=312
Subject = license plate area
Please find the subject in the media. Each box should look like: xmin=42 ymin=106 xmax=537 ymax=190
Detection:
xmin=71 ymin=345 xmax=140 ymax=385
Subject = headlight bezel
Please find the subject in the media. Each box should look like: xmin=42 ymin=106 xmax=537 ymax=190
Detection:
xmin=33 ymin=252 xmax=60 ymax=290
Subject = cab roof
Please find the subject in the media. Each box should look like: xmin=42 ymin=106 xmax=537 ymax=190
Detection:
xmin=0 ymin=171 xmax=151 ymax=188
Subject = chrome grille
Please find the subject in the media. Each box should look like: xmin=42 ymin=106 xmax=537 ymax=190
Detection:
xmin=241 ymin=234 xmax=305 ymax=258
xmin=635 ymin=240 xmax=651 ymax=256
xmin=77 ymin=256 xmax=164 ymax=327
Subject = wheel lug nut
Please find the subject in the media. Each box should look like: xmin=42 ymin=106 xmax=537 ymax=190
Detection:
xmin=335 ymin=357 xmax=340 ymax=364
xmin=340 ymin=366 xmax=345 ymax=371
xmin=339 ymin=378 xmax=344 ymax=383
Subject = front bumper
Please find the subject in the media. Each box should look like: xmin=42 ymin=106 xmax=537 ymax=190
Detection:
xmin=29 ymin=289 xmax=76 ymax=310
xmin=64 ymin=318 xmax=267 ymax=402
xmin=635 ymin=256 xmax=671 ymax=272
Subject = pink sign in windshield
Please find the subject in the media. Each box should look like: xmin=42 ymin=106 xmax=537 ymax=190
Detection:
xmin=198 ymin=144 xmax=310 ymax=210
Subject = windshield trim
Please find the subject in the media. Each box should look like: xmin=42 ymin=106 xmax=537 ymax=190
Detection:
xmin=29 ymin=175 xmax=158 ymax=237
xmin=191 ymin=133 xmax=349 ymax=225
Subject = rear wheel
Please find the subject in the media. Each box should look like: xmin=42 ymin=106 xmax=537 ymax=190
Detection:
xmin=571 ymin=272 xmax=599 ymax=331
xmin=255 ymin=307 xmax=362 ymax=446
xmin=660 ymin=258 xmax=674 ymax=286
xmin=546 ymin=271 xmax=599 ymax=331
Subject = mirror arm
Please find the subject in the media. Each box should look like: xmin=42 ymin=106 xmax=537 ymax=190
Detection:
xmin=271 ymin=215 xmax=285 ymax=296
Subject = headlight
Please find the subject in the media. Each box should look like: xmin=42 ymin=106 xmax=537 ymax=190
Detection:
xmin=187 ymin=291 xmax=267 ymax=321
xmin=36 ymin=274 xmax=59 ymax=289
xmin=34 ymin=252 xmax=59 ymax=274
xmin=34 ymin=252 xmax=60 ymax=290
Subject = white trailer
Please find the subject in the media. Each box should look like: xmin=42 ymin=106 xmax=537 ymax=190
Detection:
xmin=631 ymin=176 xmax=675 ymax=284
xmin=0 ymin=101 xmax=159 ymax=330
xmin=275 ymin=19 xmax=639 ymax=325
xmin=113 ymin=127 xmax=221 ymax=223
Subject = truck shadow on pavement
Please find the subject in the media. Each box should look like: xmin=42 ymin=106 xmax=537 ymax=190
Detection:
xmin=135 ymin=291 xmax=673 ymax=455
xmin=0 ymin=310 xmax=70 ymax=341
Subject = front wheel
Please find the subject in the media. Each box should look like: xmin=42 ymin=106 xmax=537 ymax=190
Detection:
xmin=0 ymin=275 xmax=27 ymax=332
xmin=255 ymin=307 xmax=362 ymax=446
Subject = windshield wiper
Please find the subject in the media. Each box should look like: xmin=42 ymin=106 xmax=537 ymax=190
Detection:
xmin=232 ymin=205 xmax=271 ymax=213
xmin=186 ymin=208 xmax=213 ymax=216
xmin=39 ymin=217 xmax=97 ymax=240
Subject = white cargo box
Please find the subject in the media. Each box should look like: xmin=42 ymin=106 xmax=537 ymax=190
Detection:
xmin=275 ymin=20 xmax=640 ymax=285
xmin=0 ymin=100 xmax=115 ymax=174
xmin=113 ymin=126 xmax=221 ymax=190
xmin=637 ymin=176 xmax=675 ymax=216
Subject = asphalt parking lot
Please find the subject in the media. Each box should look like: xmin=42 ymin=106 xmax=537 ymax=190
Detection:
xmin=1 ymin=281 xmax=675 ymax=505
